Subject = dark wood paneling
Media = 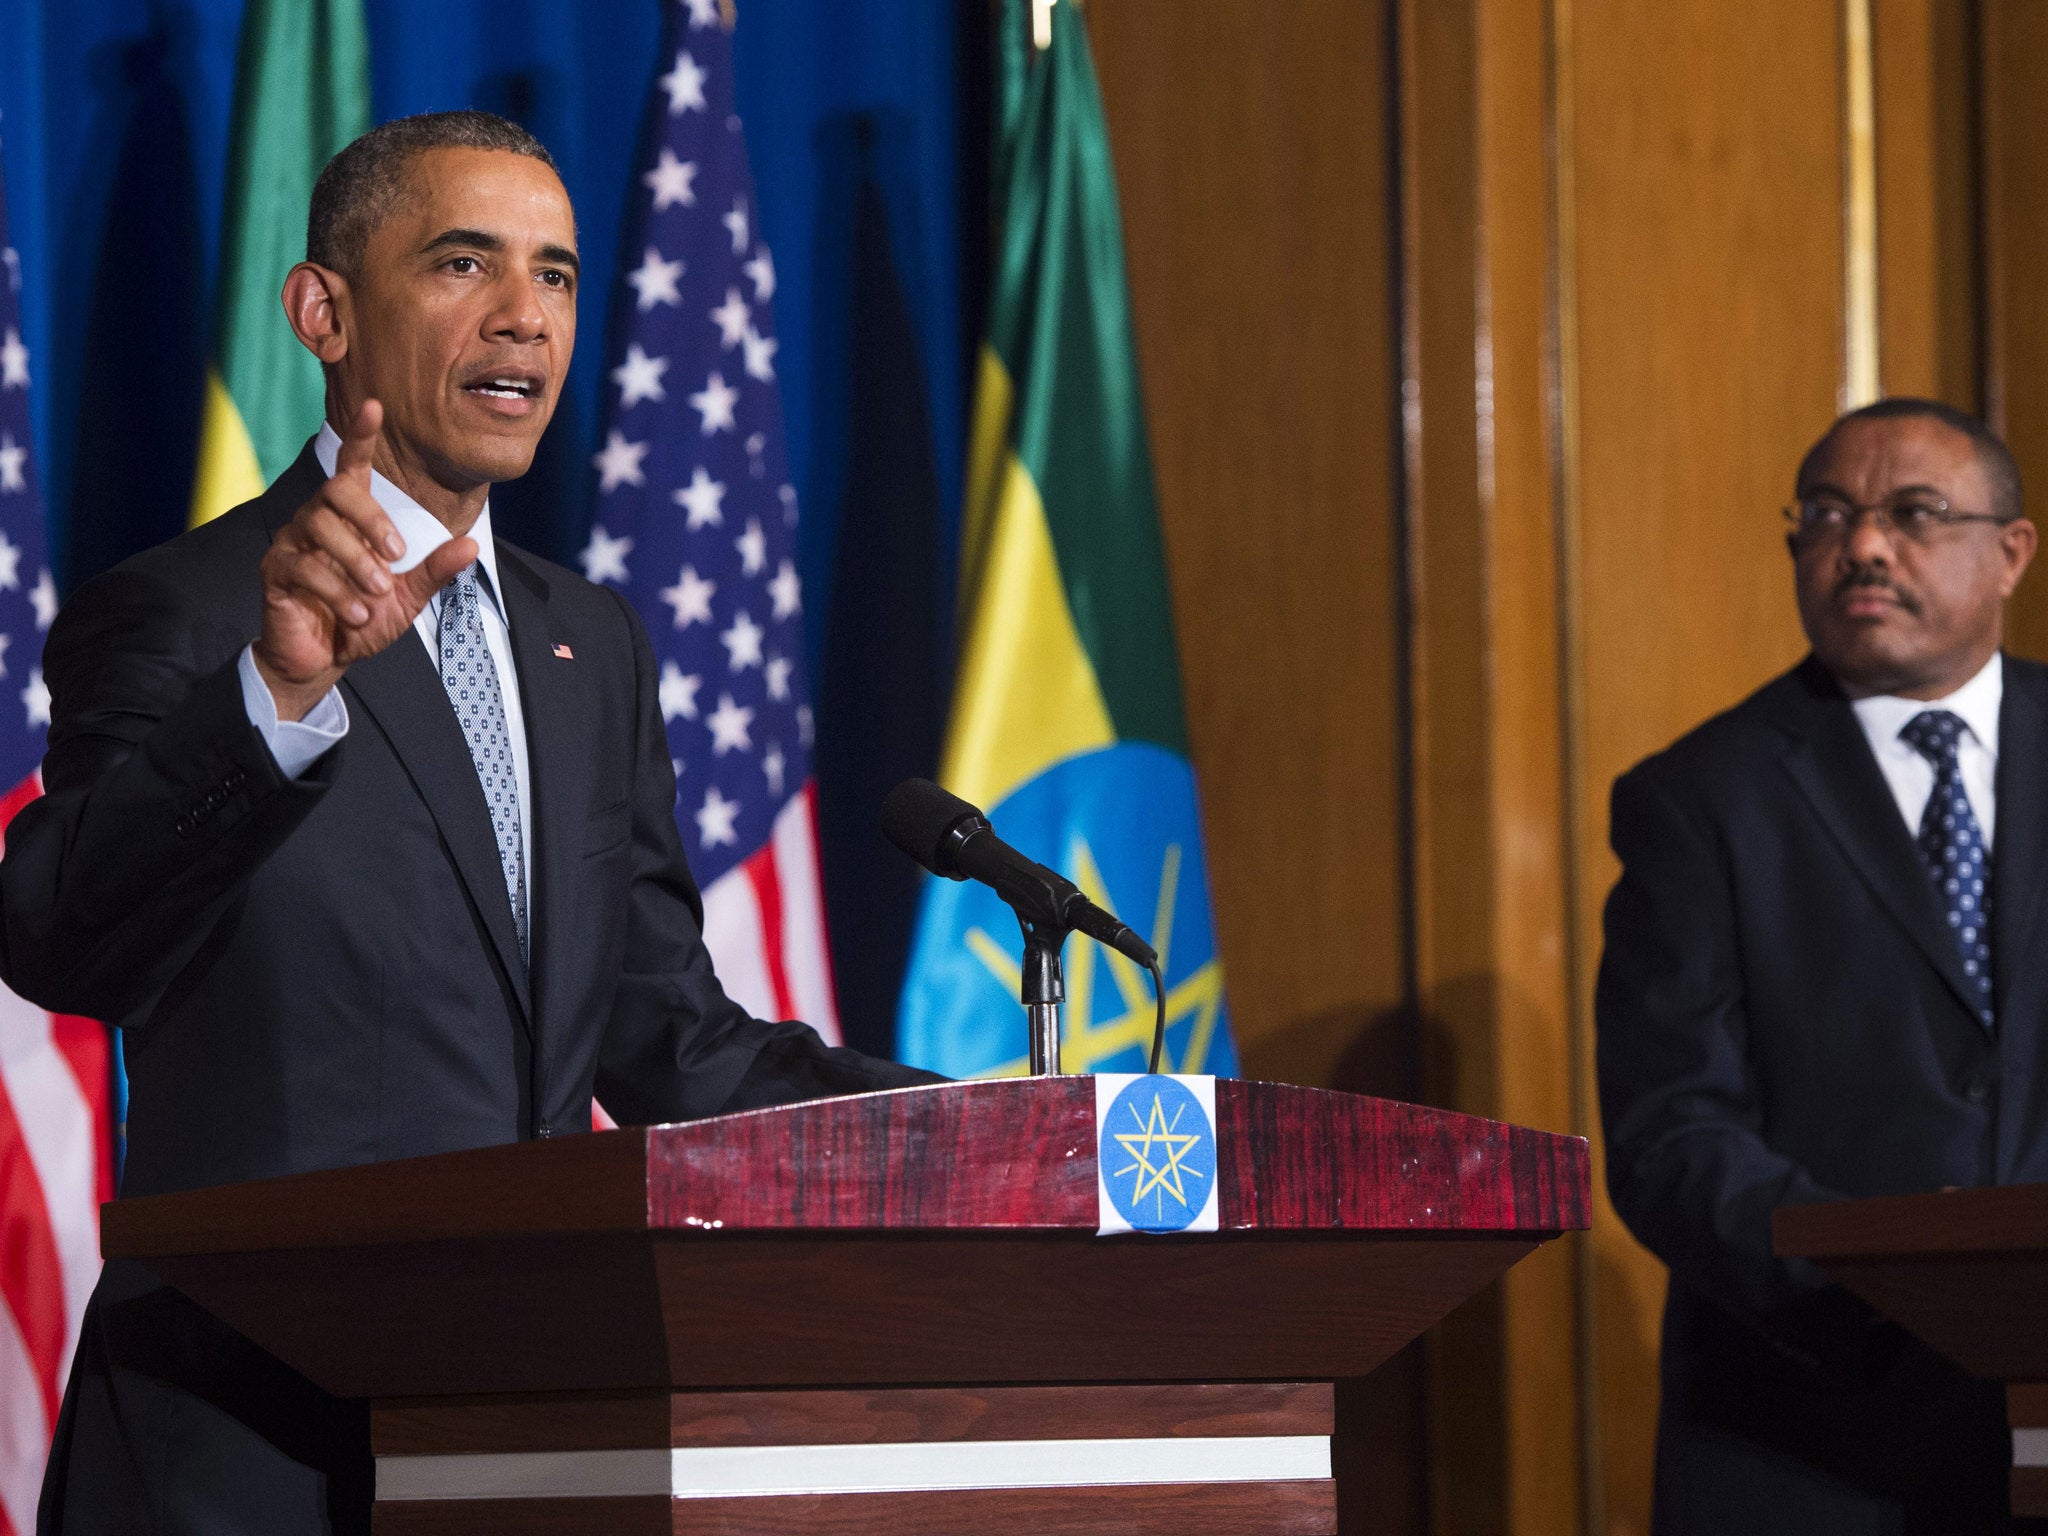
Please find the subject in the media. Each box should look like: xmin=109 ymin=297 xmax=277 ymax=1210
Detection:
xmin=372 ymin=1480 xmax=1338 ymax=1536
xmin=1397 ymin=0 xmax=1586 ymax=1526
xmin=1567 ymin=1 xmax=1846 ymax=1527
xmin=1809 ymin=1254 xmax=2048 ymax=1380
xmin=373 ymin=1383 xmax=1335 ymax=1455
xmin=1981 ymin=0 xmax=2048 ymax=657
xmin=374 ymin=1497 xmax=669 ymax=1536
xmin=1088 ymin=0 xmax=1405 ymax=1093
xmin=643 ymin=1236 xmax=1537 ymax=1389
xmin=2010 ymin=1382 xmax=2048 ymax=1425
xmin=375 ymin=1392 xmax=673 ymax=1456
xmin=1778 ymin=1186 xmax=2048 ymax=1382
xmin=102 ymin=1124 xmax=656 ymax=1257
xmin=1875 ymin=0 xmax=1979 ymax=408
xmin=150 ymin=1230 xmax=1538 ymax=1399
xmin=2014 ymin=1468 xmax=2048 ymax=1520
xmin=1569 ymin=0 xmax=1839 ymax=769
xmin=1775 ymin=1181 xmax=2048 ymax=1257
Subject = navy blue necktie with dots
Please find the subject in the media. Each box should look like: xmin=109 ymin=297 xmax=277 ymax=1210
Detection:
xmin=1899 ymin=709 xmax=1992 ymax=1025
xmin=438 ymin=564 xmax=528 ymax=963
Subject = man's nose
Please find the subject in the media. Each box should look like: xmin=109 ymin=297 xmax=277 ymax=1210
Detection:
xmin=485 ymin=279 xmax=546 ymax=344
xmin=1842 ymin=509 xmax=1895 ymax=565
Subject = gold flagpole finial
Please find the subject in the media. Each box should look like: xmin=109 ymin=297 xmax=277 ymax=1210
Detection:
xmin=1841 ymin=0 xmax=1881 ymax=408
xmin=1033 ymin=0 xmax=1056 ymax=51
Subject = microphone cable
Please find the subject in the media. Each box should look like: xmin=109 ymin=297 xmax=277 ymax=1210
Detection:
xmin=1147 ymin=957 xmax=1166 ymax=1074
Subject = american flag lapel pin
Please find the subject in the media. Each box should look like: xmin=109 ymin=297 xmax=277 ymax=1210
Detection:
xmin=553 ymin=642 xmax=574 ymax=660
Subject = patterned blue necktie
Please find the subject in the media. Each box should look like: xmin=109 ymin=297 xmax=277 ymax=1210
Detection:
xmin=1899 ymin=709 xmax=1992 ymax=1025
xmin=438 ymin=565 xmax=528 ymax=962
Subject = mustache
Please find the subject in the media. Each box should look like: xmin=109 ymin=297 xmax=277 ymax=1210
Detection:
xmin=1833 ymin=563 xmax=1921 ymax=615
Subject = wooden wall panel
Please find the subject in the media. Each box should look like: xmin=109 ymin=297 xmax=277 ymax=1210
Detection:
xmin=1982 ymin=0 xmax=2048 ymax=657
xmin=1399 ymin=1 xmax=1581 ymax=1532
xmin=1089 ymin=3 xmax=1978 ymax=1534
xmin=1875 ymin=0 xmax=1978 ymax=408
xmin=1564 ymin=1 xmax=1843 ymax=1529
xmin=1397 ymin=10 xmax=1504 ymax=1527
xmin=1090 ymin=8 xmax=1417 ymax=1532
xmin=1473 ymin=4 xmax=1584 ymax=1524
xmin=1088 ymin=4 xmax=1405 ymax=1095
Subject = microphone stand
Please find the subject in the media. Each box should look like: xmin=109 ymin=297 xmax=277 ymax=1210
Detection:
xmin=1018 ymin=917 xmax=1067 ymax=1075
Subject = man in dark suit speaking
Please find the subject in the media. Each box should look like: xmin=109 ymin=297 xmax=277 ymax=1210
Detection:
xmin=2 ymin=112 xmax=936 ymax=1535
xmin=1599 ymin=397 xmax=2044 ymax=1532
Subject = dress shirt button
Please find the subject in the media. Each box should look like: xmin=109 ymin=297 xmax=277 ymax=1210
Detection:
xmin=1965 ymin=1074 xmax=1995 ymax=1104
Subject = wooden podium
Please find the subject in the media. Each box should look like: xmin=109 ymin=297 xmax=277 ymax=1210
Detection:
xmin=1776 ymin=1185 xmax=2048 ymax=1517
xmin=104 ymin=1078 xmax=1587 ymax=1534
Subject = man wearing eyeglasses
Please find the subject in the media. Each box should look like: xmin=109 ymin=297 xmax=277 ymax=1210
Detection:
xmin=1599 ymin=397 xmax=2042 ymax=1533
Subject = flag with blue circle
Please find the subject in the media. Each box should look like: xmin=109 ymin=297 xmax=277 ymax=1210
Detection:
xmin=895 ymin=0 xmax=1237 ymax=1081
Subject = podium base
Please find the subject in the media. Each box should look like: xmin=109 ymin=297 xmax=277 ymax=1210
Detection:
xmin=370 ymin=1383 xmax=1336 ymax=1535
xmin=2012 ymin=1384 xmax=2048 ymax=1517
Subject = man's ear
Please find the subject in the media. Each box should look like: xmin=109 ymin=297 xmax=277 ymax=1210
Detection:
xmin=282 ymin=263 xmax=350 ymax=364
xmin=1998 ymin=517 xmax=2038 ymax=598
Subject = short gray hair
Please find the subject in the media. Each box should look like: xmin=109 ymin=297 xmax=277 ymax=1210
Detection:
xmin=307 ymin=110 xmax=559 ymax=277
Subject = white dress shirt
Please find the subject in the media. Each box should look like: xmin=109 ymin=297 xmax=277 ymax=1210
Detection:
xmin=1849 ymin=651 xmax=2001 ymax=848
xmin=238 ymin=423 xmax=533 ymax=885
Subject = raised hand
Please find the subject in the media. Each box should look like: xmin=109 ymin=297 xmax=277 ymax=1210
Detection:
xmin=252 ymin=400 xmax=478 ymax=720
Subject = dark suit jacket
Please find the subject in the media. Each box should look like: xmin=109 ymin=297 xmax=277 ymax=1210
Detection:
xmin=1598 ymin=653 xmax=2048 ymax=1534
xmin=5 ymin=447 xmax=936 ymax=1534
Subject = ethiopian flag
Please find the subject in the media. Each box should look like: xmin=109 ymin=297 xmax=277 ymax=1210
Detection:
xmin=896 ymin=0 xmax=1237 ymax=1080
xmin=190 ymin=0 xmax=369 ymax=527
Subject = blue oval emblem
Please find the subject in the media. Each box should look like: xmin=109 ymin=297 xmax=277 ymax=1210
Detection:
xmin=1100 ymin=1076 xmax=1217 ymax=1232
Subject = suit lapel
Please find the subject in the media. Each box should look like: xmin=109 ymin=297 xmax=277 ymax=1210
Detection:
xmin=494 ymin=545 xmax=589 ymax=1045
xmin=1775 ymin=660 xmax=1983 ymax=1023
xmin=1994 ymin=659 xmax=2048 ymax=1024
xmin=258 ymin=443 xmax=326 ymax=537
xmin=342 ymin=630 xmax=533 ymax=1022
xmin=255 ymin=442 xmax=552 ymax=1020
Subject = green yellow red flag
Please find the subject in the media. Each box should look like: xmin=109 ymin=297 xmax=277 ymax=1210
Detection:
xmin=897 ymin=0 xmax=1237 ymax=1080
xmin=190 ymin=0 xmax=369 ymax=527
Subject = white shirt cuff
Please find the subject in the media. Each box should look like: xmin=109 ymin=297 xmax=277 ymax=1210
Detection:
xmin=238 ymin=645 xmax=348 ymax=779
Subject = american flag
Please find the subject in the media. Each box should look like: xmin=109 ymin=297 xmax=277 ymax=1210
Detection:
xmin=582 ymin=0 xmax=839 ymax=1040
xmin=0 ymin=164 xmax=112 ymax=1536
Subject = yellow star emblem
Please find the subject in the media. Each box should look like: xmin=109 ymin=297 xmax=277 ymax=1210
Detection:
xmin=1111 ymin=1091 xmax=1208 ymax=1221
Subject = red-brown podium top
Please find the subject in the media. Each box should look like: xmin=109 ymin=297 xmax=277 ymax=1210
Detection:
xmin=105 ymin=1078 xmax=1588 ymax=1262
xmin=99 ymin=1080 xmax=1589 ymax=1399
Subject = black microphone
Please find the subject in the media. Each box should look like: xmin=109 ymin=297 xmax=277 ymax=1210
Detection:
xmin=881 ymin=778 xmax=1158 ymax=968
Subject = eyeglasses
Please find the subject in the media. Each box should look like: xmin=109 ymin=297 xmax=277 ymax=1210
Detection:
xmin=1783 ymin=496 xmax=2015 ymax=549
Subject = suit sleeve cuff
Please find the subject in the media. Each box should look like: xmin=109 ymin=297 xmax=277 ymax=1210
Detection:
xmin=237 ymin=645 xmax=347 ymax=780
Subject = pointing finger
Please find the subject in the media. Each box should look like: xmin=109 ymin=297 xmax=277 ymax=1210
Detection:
xmin=335 ymin=398 xmax=383 ymax=483
xmin=318 ymin=474 xmax=405 ymax=563
xmin=279 ymin=544 xmax=373 ymax=630
xmin=298 ymin=504 xmax=394 ymax=602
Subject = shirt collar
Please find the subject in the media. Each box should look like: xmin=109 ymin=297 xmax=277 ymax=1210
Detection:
xmin=1849 ymin=651 xmax=2004 ymax=760
xmin=312 ymin=422 xmax=504 ymax=612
